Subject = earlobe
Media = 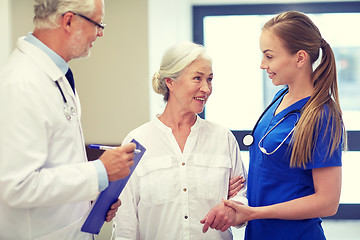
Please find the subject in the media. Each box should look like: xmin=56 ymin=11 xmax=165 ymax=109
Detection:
xmin=165 ymin=78 xmax=174 ymax=89
xmin=61 ymin=12 xmax=74 ymax=32
xmin=296 ymin=50 xmax=307 ymax=67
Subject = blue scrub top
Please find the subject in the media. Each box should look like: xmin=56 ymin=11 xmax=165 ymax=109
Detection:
xmin=246 ymin=88 xmax=342 ymax=240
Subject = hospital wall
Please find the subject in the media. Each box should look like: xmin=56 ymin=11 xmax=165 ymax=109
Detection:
xmin=8 ymin=0 xmax=191 ymax=146
xmin=9 ymin=0 xmax=147 ymax=145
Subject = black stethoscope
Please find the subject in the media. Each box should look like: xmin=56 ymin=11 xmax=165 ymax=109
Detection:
xmin=55 ymin=80 xmax=76 ymax=120
xmin=242 ymin=87 xmax=301 ymax=150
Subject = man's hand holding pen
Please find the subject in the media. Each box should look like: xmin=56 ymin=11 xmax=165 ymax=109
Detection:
xmin=99 ymin=143 xmax=136 ymax=181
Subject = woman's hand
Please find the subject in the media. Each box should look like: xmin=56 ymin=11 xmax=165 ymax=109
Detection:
xmin=200 ymin=201 xmax=237 ymax=233
xmin=228 ymin=176 xmax=246 ymax=199
xmin=105 ymin=199 xmax=121 ymax=222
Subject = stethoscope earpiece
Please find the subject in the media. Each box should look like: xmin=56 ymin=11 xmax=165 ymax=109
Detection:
xmin=259 ymin=146 xmax=267 ymax=154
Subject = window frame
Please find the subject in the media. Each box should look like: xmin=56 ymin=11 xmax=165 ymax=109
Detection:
xmin=193 ymin=1 xmax=360 ymax=219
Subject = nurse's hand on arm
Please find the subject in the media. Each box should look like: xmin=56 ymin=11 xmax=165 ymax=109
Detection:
xmin=99 ymin=143 xmax=136 ymax=181
xmin=223 ymin=166 xmax=341 ymax=225
xmin=228 ymin=176 xmax=246 ymax=199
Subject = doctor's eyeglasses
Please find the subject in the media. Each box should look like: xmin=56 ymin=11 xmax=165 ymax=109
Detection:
xmin=73 ymin=13 xmax=106 ymax=30
xmin=64 ymin=12 xmax=106 ymax=33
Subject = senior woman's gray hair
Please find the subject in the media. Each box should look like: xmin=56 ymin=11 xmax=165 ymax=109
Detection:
xmin=33 ymin=0 xmax=96 ymax=29
xmin=152 ymin=41 xmax=211 ymax=102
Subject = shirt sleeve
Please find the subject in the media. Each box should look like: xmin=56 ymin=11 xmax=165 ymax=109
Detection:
xmin=112 ymin=133 xmax=140 ymax=239
xmin=92 ymin=159 xmax=109 ymax=191
xmin=227 ymin=130 xmax=248 ymax=205
xmin=112 ymin=168 xmax=140 ymax=239
xmin=226 ymin=131 xmax=248 ymax=228
xmin=306 ymin=107 xmax=343 ymax=169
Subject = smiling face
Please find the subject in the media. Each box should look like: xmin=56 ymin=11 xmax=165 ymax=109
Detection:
xmin=167 ymin=57 xmax=213 ymax=115
xmin=259 ymin=29 xmax=299 ymax=86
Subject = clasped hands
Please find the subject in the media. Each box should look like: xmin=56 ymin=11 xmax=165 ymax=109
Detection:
xmin=201 ymin=199 xmax=250 ymax=233
xmin=200 ymin=175 xmax=249 ymax=233
xmin=200 ymin=200 xmax=237 ymax=233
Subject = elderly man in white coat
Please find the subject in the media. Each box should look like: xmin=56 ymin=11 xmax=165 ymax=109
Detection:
xmin=0 ymin=0 xmax=136 ymax=239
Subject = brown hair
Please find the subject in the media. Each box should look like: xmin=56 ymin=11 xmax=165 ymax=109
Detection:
xmin=263 ymin=11 xmax=346 ymax=168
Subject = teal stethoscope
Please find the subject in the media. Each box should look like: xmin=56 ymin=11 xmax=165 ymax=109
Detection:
xmin=243 ymin=87 xmax=301 ymax=155
xmin=55 ymin=81 xmax=76 ymax=120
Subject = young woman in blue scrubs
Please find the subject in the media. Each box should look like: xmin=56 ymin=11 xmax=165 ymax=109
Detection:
xmin=221 ymin=11 xmax=346 ymax=239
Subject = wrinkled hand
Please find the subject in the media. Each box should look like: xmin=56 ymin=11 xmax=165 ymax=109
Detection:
xmin=100 ymin=143 xmax=136 ymax=181
xmin=200 ymin=201 xmax=236 ymax=233
xmin=105 ymin=199 xmax=121 ymax=222
xmin=228 ymin=176 xmax=246 ymax=199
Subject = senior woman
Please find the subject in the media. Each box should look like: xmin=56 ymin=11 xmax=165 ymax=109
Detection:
xmin=112 ymin=42 xmax=247 ymax=240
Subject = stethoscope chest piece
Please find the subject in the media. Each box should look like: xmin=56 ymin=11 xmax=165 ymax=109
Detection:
xmin=243 ymin=134 xmax=254 ymax=147
xmin=241 ymin=87 xmax=291 ymax=148
xmin=63 ymin=103 xmax=76 ymax=120
xmin=56 ymin=80 xmax=76 ymax=121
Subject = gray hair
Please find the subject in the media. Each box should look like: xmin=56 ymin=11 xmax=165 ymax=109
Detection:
xmin=33 ymin=0 xmax=96 ymax=29
xmin=152 ymin=41 xmax=211 ymax=101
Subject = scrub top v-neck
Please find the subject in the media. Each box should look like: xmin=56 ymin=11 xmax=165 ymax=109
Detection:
xmin=246 ymin=89 xmax=342 ymax=240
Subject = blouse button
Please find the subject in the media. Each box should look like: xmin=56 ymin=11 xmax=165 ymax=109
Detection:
xmin=183 ymin=188 xmax=187 ymax=192
xmin=184 ymin=215 xmax=188 ymax=219
xmin=182 ymin=162 xmax=185 ymax=166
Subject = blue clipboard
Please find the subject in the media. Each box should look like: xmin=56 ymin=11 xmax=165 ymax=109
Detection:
xmin=81 ymin=139 xmax=146 ymax=234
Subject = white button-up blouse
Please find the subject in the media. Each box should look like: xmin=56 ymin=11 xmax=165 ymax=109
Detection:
xmin=113 ymin=115 xmax=248 ymax=240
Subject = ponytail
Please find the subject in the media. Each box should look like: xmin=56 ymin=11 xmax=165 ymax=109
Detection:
xmin=290 ymin=38 xmax=346 ymax=168
xmin=263 ymin=11 xmax=346 ymax=168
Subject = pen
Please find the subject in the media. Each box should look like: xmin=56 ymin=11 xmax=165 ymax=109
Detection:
xmin=89 ymin=144 xmax=141 ymax=153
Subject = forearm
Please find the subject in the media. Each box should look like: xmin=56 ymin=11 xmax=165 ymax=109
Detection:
xmin=249 ymin=167 xmax=341 ymax=221
xmin=227 ymin=167 xmax=342 ymax=224
xmin=250 ymin=193 xmax=339 ymax=221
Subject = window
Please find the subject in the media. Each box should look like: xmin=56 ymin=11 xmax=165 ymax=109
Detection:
xmin=193 ymin=2 xmax=360 ymax=218
xmin=203 ymin=12 xmax=360 ymax=131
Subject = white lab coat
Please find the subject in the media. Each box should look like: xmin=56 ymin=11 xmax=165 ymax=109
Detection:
xmin=0 ymin=37 xmax=99 ymax=240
